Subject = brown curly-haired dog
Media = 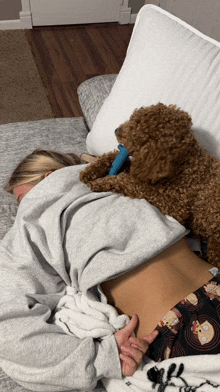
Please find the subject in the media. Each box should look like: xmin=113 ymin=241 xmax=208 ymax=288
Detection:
xmin=80 ymin=102 xmax=220 ymax=268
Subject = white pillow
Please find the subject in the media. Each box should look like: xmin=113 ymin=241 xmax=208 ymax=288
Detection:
xmin=86 ymin=4 xmax=220 ymax=159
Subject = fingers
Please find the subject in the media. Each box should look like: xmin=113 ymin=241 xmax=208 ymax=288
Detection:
xmin=121 ymin=314 xmax=138 ymax=338
xmin=118 ymin=327 xmax=159 ymax=377
xmin=142 ymin=329 xmax=159 ymax=344
xmin=120 ymin=345 xmax=143 ymax=365
xmin=120 ymin=330 xmax=159 ymax=367
xmin=127 ymin=330 xmax=159 ymax=354
xmin=115 ymin=315 xmax=139 ymax=348
xmin=120 ymin=354 xmax=137 ymax=377
xmin=128 ymin=336 xmax=149 ymax=354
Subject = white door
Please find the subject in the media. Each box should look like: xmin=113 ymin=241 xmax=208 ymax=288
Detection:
xmin=30 ymin=0 xmax=123 ymax=26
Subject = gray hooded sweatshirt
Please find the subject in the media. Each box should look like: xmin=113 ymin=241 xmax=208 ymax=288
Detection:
xmin=0 ymin=165 xmax=188 ymax=391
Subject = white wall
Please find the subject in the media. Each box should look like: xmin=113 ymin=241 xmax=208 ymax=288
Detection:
xmin=150 ymin=0 xmax=220 ymax=42
xmin=3 ymin=0 xmax=219 ymax=42
xmin=129 ymin=0 xmax=145 ymax=14
xmin=0 ymin=0 xmax=22 ymax=20
xmin=0 ymin=0 xmax=146 ymax=21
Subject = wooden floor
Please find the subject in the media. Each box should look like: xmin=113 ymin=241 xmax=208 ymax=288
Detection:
xmin=25 ymin=23 xmax=134 ymax=118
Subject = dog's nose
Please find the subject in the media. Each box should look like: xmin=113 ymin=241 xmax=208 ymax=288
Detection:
xmin=115 ymin=128 xmax=119 ymax=135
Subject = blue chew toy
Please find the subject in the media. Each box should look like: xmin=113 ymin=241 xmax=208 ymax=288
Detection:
xmin=108 ymin=145 xmax=129 ymax=175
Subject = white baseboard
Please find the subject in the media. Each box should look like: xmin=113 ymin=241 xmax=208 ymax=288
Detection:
xmin=130 ymin=13 xmax=137 ymax=24
xmin=0 ymin=12 xmax=137 ymax=30
xmin=19 ymin=11 xmax=33 ymax=29
xmin=119 ymin=5 xmax=131 ymax=24
xmin=0 ymin=19 xmax=22 ymax=30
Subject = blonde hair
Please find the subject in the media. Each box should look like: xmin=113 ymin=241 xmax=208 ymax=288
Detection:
xmin=4 ymin=149 xmax=82 ymax=194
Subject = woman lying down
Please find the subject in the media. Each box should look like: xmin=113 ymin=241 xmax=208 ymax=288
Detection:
xmin=0 ymin=149 xmax=219 ymax=392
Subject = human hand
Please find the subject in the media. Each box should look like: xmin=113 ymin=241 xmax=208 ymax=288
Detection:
xmin=114 ymin=314 xmax=158 ymax=377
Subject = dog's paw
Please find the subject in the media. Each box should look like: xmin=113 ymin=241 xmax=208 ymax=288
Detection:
xmin=79 ymin=167 xmax=100 ymax=183
xmin=86 ymin=177 xmax=114 ymax=193
xmin=79 ymin=151 xmax=119 ymax=184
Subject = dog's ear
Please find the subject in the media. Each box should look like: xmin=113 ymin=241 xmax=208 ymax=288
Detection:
xmin=130 ymin=143 xmax=178 ymax=184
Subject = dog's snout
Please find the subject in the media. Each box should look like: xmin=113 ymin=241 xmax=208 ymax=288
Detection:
xmin=115 ymin=128 xmax=119 ymax=135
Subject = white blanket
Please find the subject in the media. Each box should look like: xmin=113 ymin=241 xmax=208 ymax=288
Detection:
xmin=53 ymin=285 xmax=130 ymax=339
xmin=103 ymin=354 xmax=220 ymax=391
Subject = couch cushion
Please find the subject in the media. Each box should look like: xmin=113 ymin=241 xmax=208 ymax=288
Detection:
xmin=86 ymin=4 xmax=220 ymax=158
xmin=77 ymin=74 xmax=117 ymax=130
xmin=0 ymin=117 xmax=88 ymax=242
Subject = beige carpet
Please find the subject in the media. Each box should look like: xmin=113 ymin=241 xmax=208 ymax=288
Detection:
xmin=0 ymin=30 xmax=54 ymax=125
